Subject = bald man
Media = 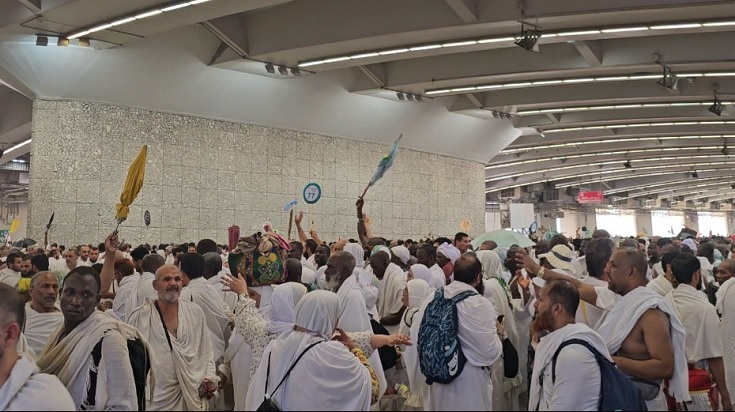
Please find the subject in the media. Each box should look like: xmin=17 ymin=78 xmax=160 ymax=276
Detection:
xmin=24 ymin=272 xmax=63 ymax=357
xmin=128 ymin=265 xmax=218 ymax=410
xmin=0 ymin=284 xmax=74 ymax=410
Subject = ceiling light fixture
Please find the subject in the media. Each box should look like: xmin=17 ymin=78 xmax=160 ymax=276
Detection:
xmin=66 ymin=0 xmax=216 ymax=40
xmin=709 ymin=91 xmax=724 ymax=116
xmin=297 ymin=19 xmax=735 ymax=68
xmin=5 ymin=140 xmax=31 ymax=153
xmin=78 ymin=38 xmax=91 ymax=47
xmin=624 ymin=160 xmax=632 ymax=168
xmin=544 ymin=120 xmax=735 ymax=134
xmin=57 ymin=37 xmax=69 ymax=47
xmin=516 ymin=101 xmax=735 ymax=115
xmin=657 ymin=66 xmax=679 ymax=90
xmin=515 ymin=23 xmax=541 ymax=52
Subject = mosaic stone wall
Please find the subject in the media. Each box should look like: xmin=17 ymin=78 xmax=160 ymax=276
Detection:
xmin=29 ymin=100 xmax=486 ymax=246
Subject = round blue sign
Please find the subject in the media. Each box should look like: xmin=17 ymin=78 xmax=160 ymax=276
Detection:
xmin=303 ymin=183 xmax=322 ymax=204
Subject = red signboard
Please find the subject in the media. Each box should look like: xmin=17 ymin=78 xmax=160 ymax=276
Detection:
xmin=578 ymin=191 xmax=604 ymax=204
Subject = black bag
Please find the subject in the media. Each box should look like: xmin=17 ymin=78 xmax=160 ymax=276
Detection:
xmin=84 ymin=337 xmax=151 ymax=411
xmin=501 ymin=336 xmax=520 ymax=378
xmin=257 ymin=341 xmax=321 ymax=411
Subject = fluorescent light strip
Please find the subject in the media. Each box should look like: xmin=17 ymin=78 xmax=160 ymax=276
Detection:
xmin=545 ymin=120 xmax=735 ymax=134
xmin=516 ymin=101 xmax=725 ymax=115
xmin=426 ymin=71 xmax=735 ymax=95
xmin=488 ymin=163 xmax=733 ymax=193
xmin=298 ymin=19 xmax=735 ymax=68
xmin=66 ymin=1 xmax=213 ymax=40
xmin=486 ymin=146 xmax=725 ymax=169
xmin=5 ymin=139 xmax=31 ymax=152
xmin=487 ymin=155 xmax=730 ymax=182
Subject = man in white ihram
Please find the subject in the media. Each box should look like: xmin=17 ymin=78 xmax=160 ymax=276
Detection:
xmin=128 ymin=265 xmax=219 ymax=410
xmin=0 ymin=283 xmax=75 ymax=410
xmin=413 ymin=253 xmax=502 ymax=411
xmin=528 ymin=279 xmax=609 ymax=410
xmin=23 ymin=271 xmax=64 ymax=357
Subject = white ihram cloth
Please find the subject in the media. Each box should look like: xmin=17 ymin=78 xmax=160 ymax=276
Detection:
xmin=16 ymin=333 xmax=36 ymax=361
xmin=429 ymin=263 xmax=446 ymax=285
xmin=181 ymin=277 xmax=233 ymax=364
xmin=399 ymin=279 xmax=432 ymax=409
xmin=576 ymin=276 xmax=607 ymax=329
xmin=594 ymin=286 xmax=690 ymax=404
xmin=37 ymin=311 xmax=146 ymax=410
xmin=206 ymin=271 xmax=239 ymax=312
xmin=410 ymin=263 xmax=445 ymax=290
xmin=648 ymin=273 xmax=674 ymax=297
xmin=528 ymin=323 xmax=607 ymax=411
xmin=112 ymin=273 xmax=140 ymax=323
xmin=716 ymin=277 xmax=735 ymax=401
xmin=375 ymin=262 xmax=406 ymax=323
xmin=220 ymin=288 xmax=274 ymax=411
xmin=666 ymin=284 xmax=723 ymax=363
xmin=23 ymin=303 xmax=63 ymax=357
xmin=134 ymin=271 xmax=158 ymax=311
xmin=128 ymin=300 xmax=217 ymax=411
xmin=245 ymin=291 xmax=373 ymax=411
xmin=0 ymin=356 xmax=75 ymax=411
xmin=0 ymin=268 xmax=20 ymax=287
xmin=413 ymin=281 xmax=503 ymax=411
xmin=336 ymin=275 xmax=388 ymax=402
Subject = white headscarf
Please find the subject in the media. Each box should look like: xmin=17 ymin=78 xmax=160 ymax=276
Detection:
xmin=476 ymin=250 xmax=502 ymax=280
xmin=344 ymin=243 xmax=365 ymax=266
xmin=246 ymin=291 xmax=372 ymax=411
xmin=406 ymin=279 xmax=432 ymax=309
xmin=373 ymin=245 xmax=392 ymax=258
xmin=409 ymin=264 xmax=431 ymax=283
xmin=267 ymin=283 xmax=308 ymax=334
xmin=391 ymin=246 xmax=410 ymax=265
xmin=437 ymin=243 xmax=461 ymax=263
xmin=251 ymin=285 xmax=275 ymax=318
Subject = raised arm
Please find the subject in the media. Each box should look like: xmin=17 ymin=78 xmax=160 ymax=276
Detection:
xmin=294 ymin=210 xmax=308 ymax=245
xmin=356 ymin=198 xmax=369 ymax=246
xmin=517 ymin=254 xmax=599 ymax=305
xmin=100 ymin=232 xmax=119 ymax=295
xmin=309 ymin=227 xmax=324 ymax=247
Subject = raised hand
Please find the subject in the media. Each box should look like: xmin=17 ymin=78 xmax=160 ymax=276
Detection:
xmin=333 ymin=327 xmax=356 ymax=350
xmin=105 ymin=232 xmax=120 ymax=255
xmin=295 ymin=210 xmax=304 ymax=225
xmin=221 ymin=273 xmax=248 ymax=296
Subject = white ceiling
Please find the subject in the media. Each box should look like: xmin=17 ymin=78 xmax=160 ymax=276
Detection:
xmin=1 ymin=0 xmax=735 ymax=206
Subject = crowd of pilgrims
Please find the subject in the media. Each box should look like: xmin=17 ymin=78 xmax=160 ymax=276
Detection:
xmin=2 ymin=200 xmax=735 ymax=411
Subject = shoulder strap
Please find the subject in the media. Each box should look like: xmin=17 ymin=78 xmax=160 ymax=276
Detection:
xmin=551 ymin=338 xmax=603 ymax=383
xmin=82 ymin=339 xmax=105 ymax=410
xmin=153 ymin=301 xmax=174 ymax=351
xmin=449 ymin=289 xmax=478 ymax=303
xmin=267 ymin=341 xmax=322 ymax=398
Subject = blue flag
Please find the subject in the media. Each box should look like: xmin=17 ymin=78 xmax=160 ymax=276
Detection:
xmin=361 ymin=134 xmax=402 ymax=197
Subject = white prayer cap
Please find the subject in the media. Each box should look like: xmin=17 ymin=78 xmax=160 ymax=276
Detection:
xmin=682 ymin=238 xmax=698 ymax=253
xmin=391 ymin=246 xmax=410 ymax=264
xmin=437 ymin=243 xmax=461 ymax=264
xmin=539 ymin=244 xmax=574 ymax=270
xmin=294 ymin=290 xmax=340 ymax=339
xmin=372 ymin=245 xmax=392 ymax=258
xmin=409 ymin=264 xmax=432 ymax=283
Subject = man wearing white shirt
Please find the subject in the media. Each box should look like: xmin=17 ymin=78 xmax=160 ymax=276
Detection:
xmin=666 ymin=254 xmax=731 ymax=409
xmin=528 ymin=279 xmax=608 ymax=411
xmin=24 ymin=272 xmax=64 ymax=357
xmin=50 ymin=248 xmax=78 ymax=284
xmin=576 ymin=238 xmax=614 ymax=328
xmin=134 ymin=254 xmax=165 ymax=311
xmin=203 ymin=252 xmax=238 ymax=312
xmin=414 ymin=253 xmax=502 ymax=410
xmin=76 ymin=245 xmax=93 ymax=267
xmin=0 ymin=252 xmax=22 ymax=287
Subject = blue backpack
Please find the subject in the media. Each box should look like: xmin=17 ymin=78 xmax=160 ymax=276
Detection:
xmin=548 ymin=339 xmax=648 ymax=412
xmin=417 ymin=288 xmax=477 ymax=385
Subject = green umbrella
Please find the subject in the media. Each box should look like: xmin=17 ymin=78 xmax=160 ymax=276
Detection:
xmin=471 ymin=229 xmax=535 ymax=249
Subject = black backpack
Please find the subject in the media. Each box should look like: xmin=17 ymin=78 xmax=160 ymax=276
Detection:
xmin=544 ymin=339 xmax=648 ymax=412
xmin=82 ymin=336 xmax=151 ymax=411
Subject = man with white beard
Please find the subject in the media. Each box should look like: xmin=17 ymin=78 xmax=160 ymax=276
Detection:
xmin=128 ymin=265 xmax=218 ymax=410
xmin=0 ymin=284 xmax=75 ymax=410
xmin=23 ymin=272 xmax=63 ymax=357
